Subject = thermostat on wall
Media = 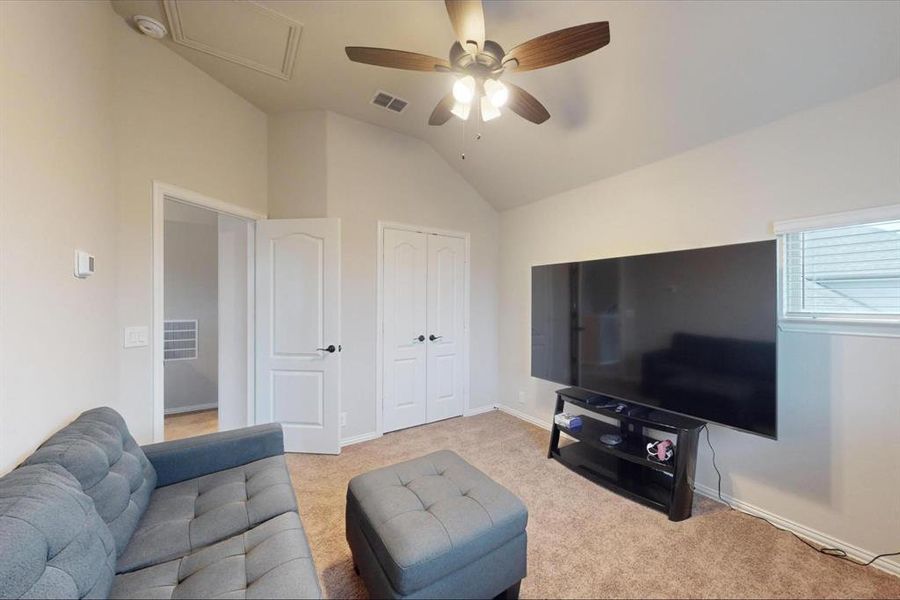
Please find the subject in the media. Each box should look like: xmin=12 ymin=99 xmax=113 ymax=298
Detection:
xmin=74 ymin=250 xmax=95 ymax=278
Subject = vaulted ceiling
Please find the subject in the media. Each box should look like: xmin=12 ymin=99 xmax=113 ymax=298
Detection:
xmin=110 ymin=1 xmax=900 ymax=210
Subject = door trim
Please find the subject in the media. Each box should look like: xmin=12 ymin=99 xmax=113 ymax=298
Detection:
xmin=152 ymin=181 xmax=264 ymax=442
xmin=376 ymin=221 xmax=471 ymax=438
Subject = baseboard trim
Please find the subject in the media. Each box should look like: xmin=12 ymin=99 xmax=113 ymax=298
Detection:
xmin=498 ymin=404 xmax=899 ymax=577
xmin=463 ymin=404 xmax=496 ymax=417
xmin=693 ymin=483 xmax=900 ymax=577
xmin=495 ymin=404 xmax=577 ymax=442
xmin=495 ymin=403 xmax=549 ymax=429
xmin=342 ymin=407 xmax=496 ymax=447
xmin=340 ymin=431 xmax=382 ymax=448
xmin=164 ymin=403 xmax=217 ymax=415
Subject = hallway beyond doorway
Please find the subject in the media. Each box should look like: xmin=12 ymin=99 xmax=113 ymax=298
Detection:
xmin=164 ymin=409 xmax=217 ymax=441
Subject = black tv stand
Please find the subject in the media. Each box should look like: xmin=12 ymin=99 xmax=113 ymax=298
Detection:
xmin=548 ymin=387 xmax=704 ymax=521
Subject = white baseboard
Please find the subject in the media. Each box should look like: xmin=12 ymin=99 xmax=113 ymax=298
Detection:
xmin=341 ymin=407 xmax=496 ymax=449
xmin=464 ymin=404 xmax=496 ymax=417
xmin=495 ymin=403 xmax=549 ymax=429
xmin=164 ymin=403 xmax=217 ymax=415
xmin=495 ymin=403 xmax=577 ymax=442
xmin=342 ymin=407 xmax=496 ymax=448
xmin=340 ymin=431 xmax=382 ymax=448
xmin=693 ymin=483 xmax=900 ymax=577
xmin=497 ymin=404 xmax=899 ymax=578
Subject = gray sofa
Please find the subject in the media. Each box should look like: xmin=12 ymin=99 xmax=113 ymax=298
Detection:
xmin=0 ymin=407 xmax=321 ymax=599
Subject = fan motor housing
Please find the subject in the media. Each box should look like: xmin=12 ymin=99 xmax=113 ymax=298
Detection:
xmin=451 ymin=40 xmax=505 ymax=75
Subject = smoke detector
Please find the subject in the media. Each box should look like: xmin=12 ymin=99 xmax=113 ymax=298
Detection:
xmin=134 ymin=15 xmax=168 ymax=39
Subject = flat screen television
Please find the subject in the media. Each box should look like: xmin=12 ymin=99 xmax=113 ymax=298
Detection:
xmin=531 ymin=240 xmax=777 ymax=438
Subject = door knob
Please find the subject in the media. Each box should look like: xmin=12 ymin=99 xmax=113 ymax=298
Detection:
xmin=429 ymin=335 xmax=442 ymax=341
xmin=416 ymin=335 xmax=425 ymax=342
xmin=317 ymin=344 xmax=337 ymax=353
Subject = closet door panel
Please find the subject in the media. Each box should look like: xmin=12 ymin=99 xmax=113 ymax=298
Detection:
xmin=426 ymin=234 xmax=466 ymax=423
xmin=382 ymin=229 xmax=428 ymax=432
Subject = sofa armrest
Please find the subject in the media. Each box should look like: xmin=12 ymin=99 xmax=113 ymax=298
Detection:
xmin=142 ymin=423 xmax=284 ymax=487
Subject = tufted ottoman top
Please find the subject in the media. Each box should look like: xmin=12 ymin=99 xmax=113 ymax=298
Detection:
xmin=346 ymin=450 xmax=527 ymax=596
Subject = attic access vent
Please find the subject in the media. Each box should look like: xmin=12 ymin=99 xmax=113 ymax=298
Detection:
xmin=371 ymin=90 xmax=409 ymax=113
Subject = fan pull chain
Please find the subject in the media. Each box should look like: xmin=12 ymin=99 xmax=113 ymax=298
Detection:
xmin=460 ymin=112 xmax=468 ymax=160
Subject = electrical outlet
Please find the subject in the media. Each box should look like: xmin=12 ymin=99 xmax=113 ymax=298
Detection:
xmin=518 ymin=391 xmax=526 ymax=404
xmin=340 ymin=412 xmax=347 ymax=428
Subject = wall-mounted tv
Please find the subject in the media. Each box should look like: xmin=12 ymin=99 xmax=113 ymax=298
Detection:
xmin=531 ymin=240 xmax=777 ymax=438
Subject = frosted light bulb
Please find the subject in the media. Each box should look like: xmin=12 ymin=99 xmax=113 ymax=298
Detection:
xmin=452 ymin=75 xmax=475 ymax=104
xmin=451 ymin=101 xmax=471 ymax=121
xmin=484 ymin=79 xmax=509 ymax=107
xmin=481 ymin=96 xmax=501 ymax=121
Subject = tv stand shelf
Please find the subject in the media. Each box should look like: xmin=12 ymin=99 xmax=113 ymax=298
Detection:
xmin=548 ymin=388 xmax=704 ymax=521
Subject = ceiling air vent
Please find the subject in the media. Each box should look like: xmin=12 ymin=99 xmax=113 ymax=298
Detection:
xmin=371 ymin=90 xmax=409 ymax=114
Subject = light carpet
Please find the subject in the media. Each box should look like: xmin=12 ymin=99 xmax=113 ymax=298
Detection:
xmin=285 ymin=410 xmax=898 ymax=599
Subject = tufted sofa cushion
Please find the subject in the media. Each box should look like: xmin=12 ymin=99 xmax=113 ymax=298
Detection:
xmin=110 ymin=511 xmax=320 ymax=599
xmin=0 ymin=464 xmax=117 ymax=599
xmin=346 ymin=450 xmax=528 ymax=596
xmin=23 ymin=408 xmax=157 ymax=556
xmin=117 ymin=454 xmax=298 ymax=574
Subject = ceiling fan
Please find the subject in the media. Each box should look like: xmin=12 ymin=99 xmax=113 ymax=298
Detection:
xmin=345 ymin=0 xmax=610 ymax=125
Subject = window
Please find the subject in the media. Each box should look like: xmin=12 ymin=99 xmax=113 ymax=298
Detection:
xmin=164 ymin=319 xmax=198 ymax=360
xmin=782 ymin=217 xmax=900 ymax=322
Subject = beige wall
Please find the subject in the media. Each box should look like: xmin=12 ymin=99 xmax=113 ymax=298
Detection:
xmin=267 ymin=111 xmax=501 ymax=441
xmin=0 ymin=1 xmax=118 ymax=472
xmin=112 ymin=18 xmax=267 ymax=441
xmin=0 ymin=4 xmax=267 ymax=466
xmin=268 ymin=110 xmax=327 ymax=218
xmin=326 ymin=112 xmax=500 ymax=440
xmin=499 ymin=81 xmax=900 ymax=569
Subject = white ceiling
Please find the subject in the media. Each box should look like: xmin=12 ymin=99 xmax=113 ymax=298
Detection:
xmin=111 ymin=1 xmax=900 ymax=210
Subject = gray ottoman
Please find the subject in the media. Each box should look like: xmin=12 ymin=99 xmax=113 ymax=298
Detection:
xmin=346 ymin=450 xmax=527 ymax=599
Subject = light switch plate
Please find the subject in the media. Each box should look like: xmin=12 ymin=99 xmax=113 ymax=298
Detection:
xmin=124 ymin=326 xmax=149 ymax=348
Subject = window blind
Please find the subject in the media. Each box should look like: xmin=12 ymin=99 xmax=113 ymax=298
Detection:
xmin=783 ymin=219 xmax=900 ymax=319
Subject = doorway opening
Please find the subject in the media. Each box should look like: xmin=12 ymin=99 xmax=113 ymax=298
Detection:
xmin=153 ymin=182 xmax=261 ymax=442
xmin=163 ymin=200 xmax=223 ymax=439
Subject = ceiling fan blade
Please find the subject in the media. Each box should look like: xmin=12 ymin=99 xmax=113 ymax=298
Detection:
xmin=345 ymin=47 xmax=450 ymax=72
xmin=505 ymin=83 xmax=550 ymax=124
xmin=428 ymin=93 xmax=456 ymax=126
xmin=502 ymin=22 xmax=610 ymax=72
xmin=445 ymin=0 xmax=485 ymax=53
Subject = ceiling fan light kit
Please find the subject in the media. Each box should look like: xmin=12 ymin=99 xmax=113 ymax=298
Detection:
xmin=480 ymin=96 xmax=500 ymax=121
xmin=483 ymin=78 xmax=508 ymax=108
xmin=345 ymin=0 xmax=610 ymax=126
xmin=451 ymin=101 xmax=471 ymax=121
xmin=452 ymin=75 xmax=476 ymax=104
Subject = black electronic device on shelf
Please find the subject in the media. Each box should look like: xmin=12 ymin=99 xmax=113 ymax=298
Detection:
xmin=548 ymin=387 xmax=704 ymax=521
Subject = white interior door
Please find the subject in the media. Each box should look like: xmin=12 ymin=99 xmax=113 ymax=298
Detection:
xmin=426 ymin=234 xmax=466 ymax=423
xmin=382 ymin=228 xmax=427 ymax=433
xmin=256 ymin=218 xmax=340 ymax=454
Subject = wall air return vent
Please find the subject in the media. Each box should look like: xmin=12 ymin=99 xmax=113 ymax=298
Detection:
xmin=371 ymin=90 xmax=409 ymax=113
xmin=164 ymin=319 xmax=198 ymax=361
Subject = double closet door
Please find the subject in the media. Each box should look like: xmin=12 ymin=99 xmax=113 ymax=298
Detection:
xmin=382 ymin=228 xmax=467 ymax=433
